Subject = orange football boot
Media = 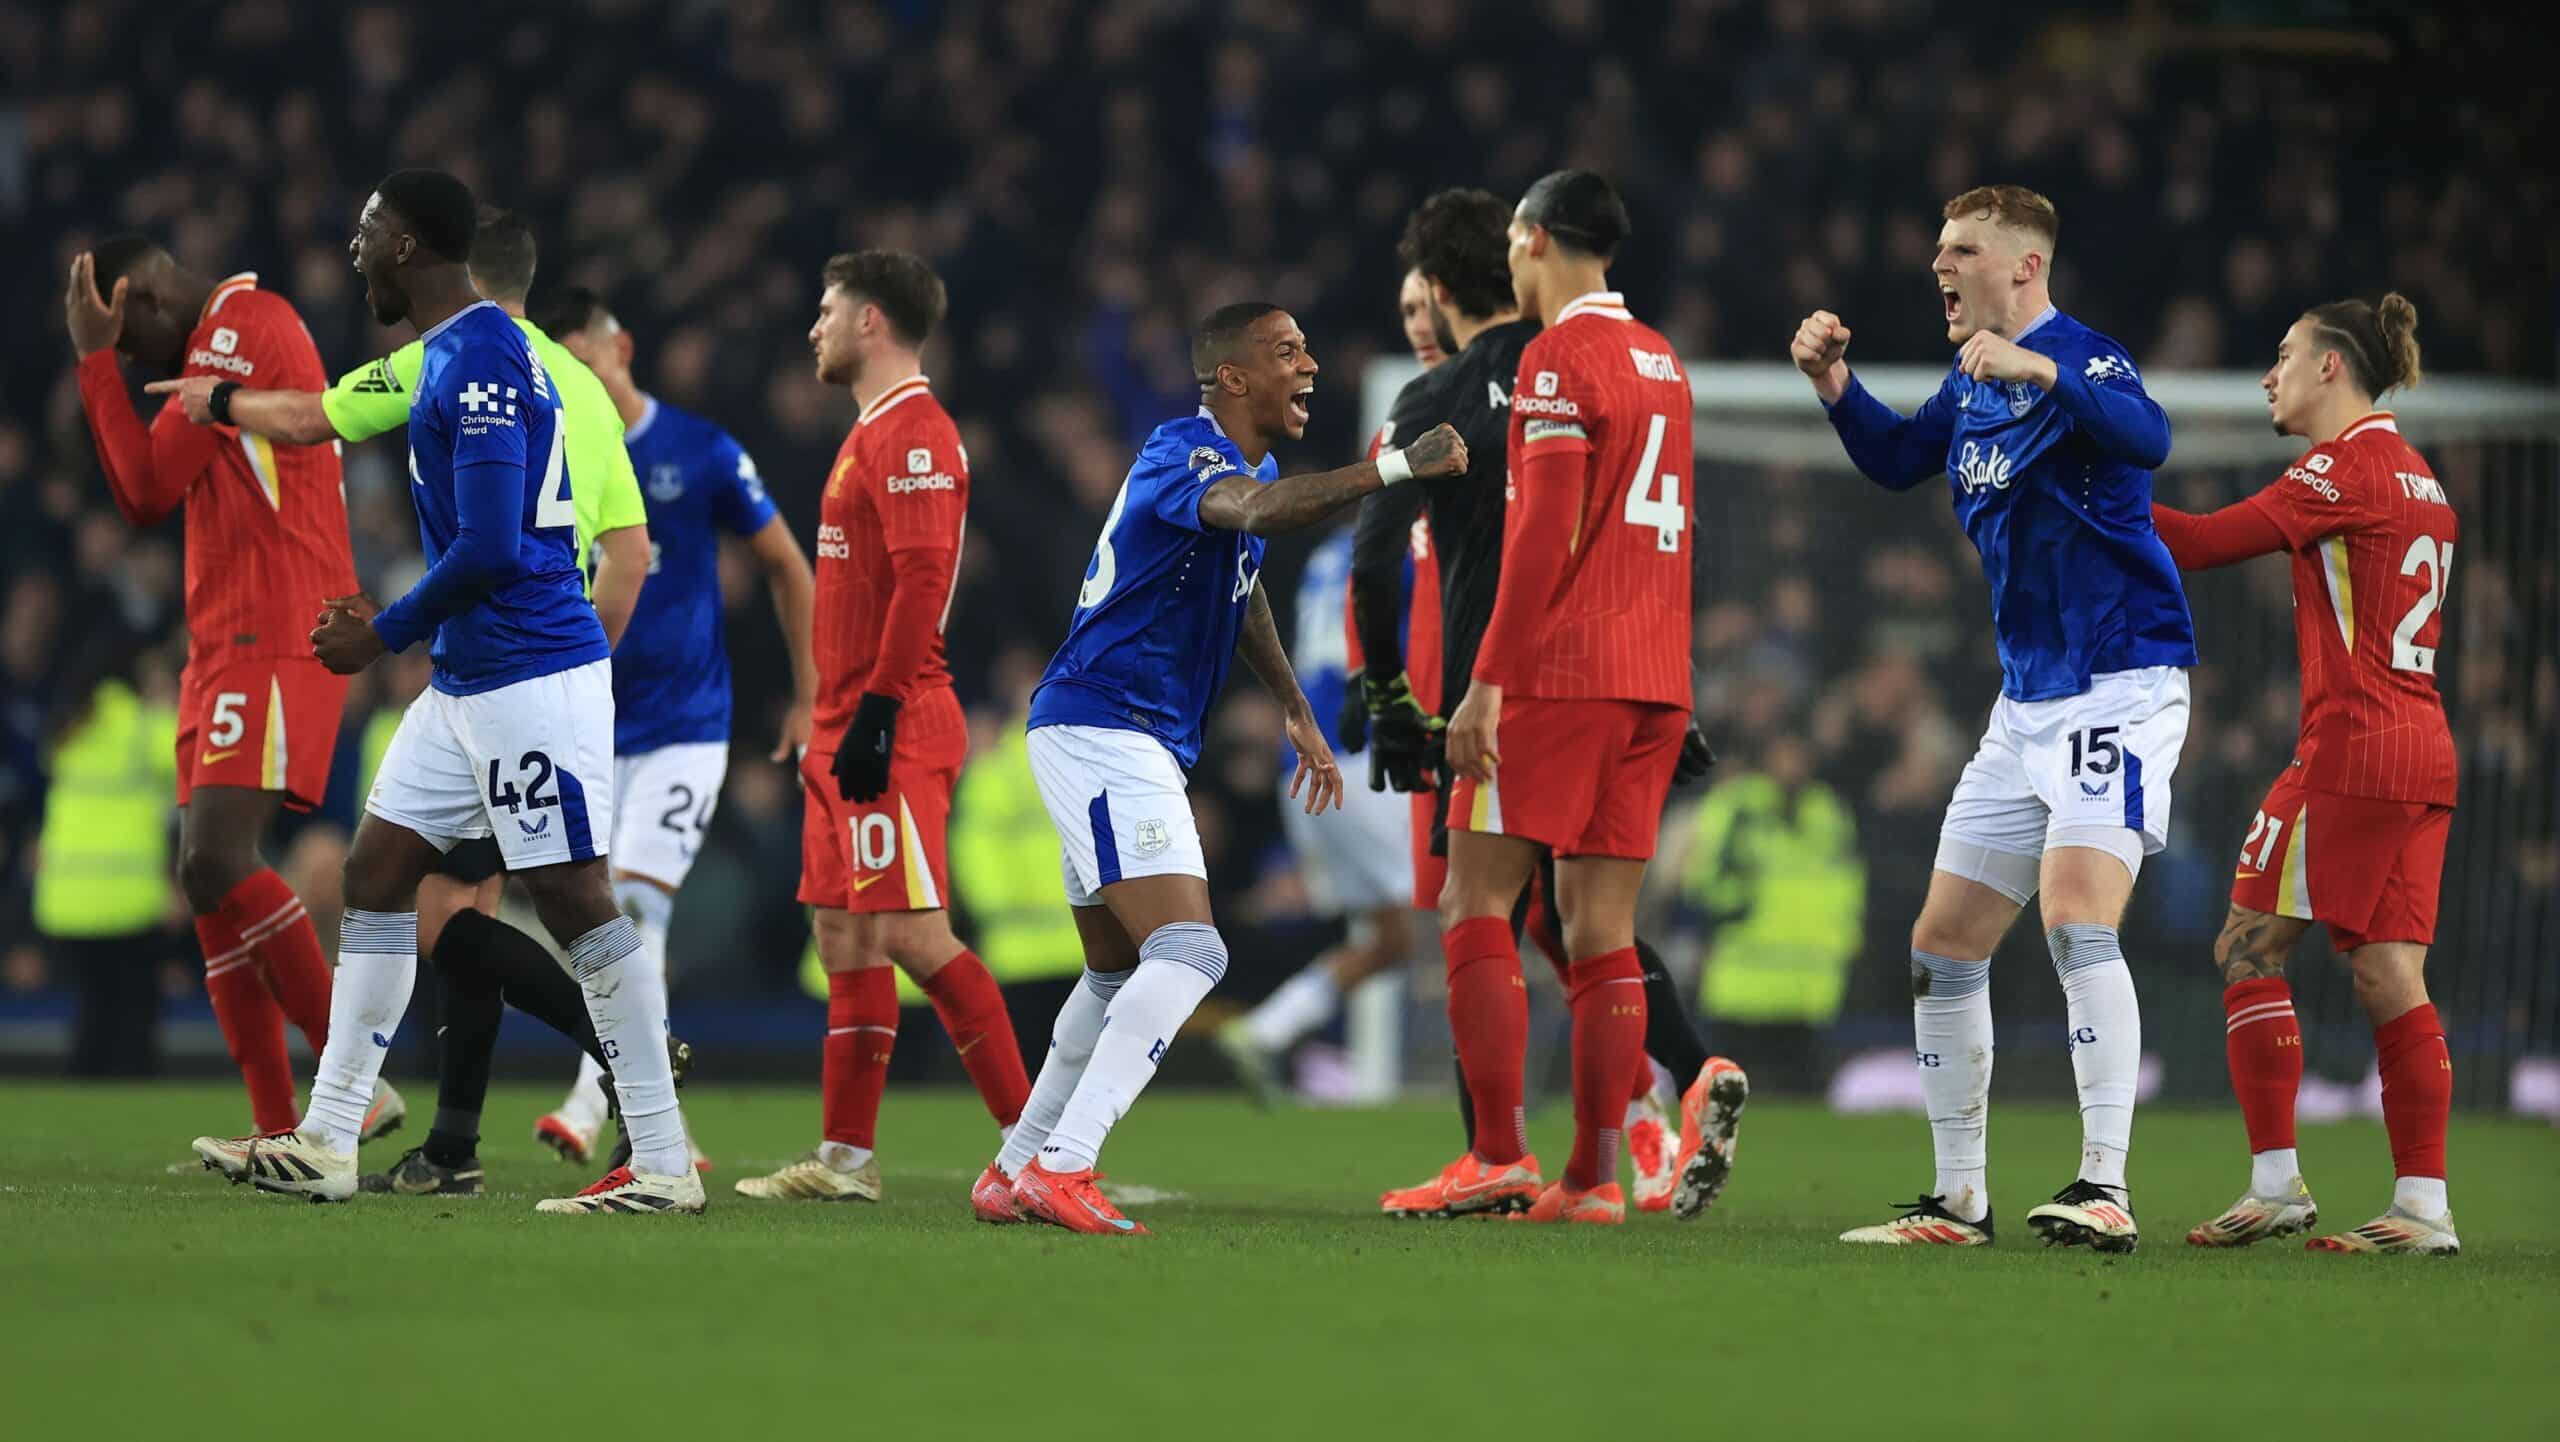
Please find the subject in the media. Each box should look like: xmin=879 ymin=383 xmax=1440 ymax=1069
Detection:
xmin=1379 ymin=1152 xmax=1544 ymax=1218
xmin=1518 ymin=1180 xmax=1626 ymax=1225
xmin=1673 ymin=1056 xmax=1749 ymax=1220
xmin=1010 ymin=1159 xmax=1149 ymax=1236
xmin=972 ymin=1162 xmax=1024 ymax=1224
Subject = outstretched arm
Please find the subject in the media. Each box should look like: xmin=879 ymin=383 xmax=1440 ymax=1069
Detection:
xmin=144 ymin=374 xmax=338 ymax=445
xmin=1198 ymin=422 xmax=1467 ymax=536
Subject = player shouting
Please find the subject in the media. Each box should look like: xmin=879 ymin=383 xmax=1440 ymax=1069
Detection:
xmin=1361 ymin=187 xmax=1739 ymax=1221
xmin=985 ymin=303 xmax=1467 ymax=1234
xmin=1798 ymin=186 xmax=2193 ymax=1252
xmin=66 ymin=240 xmax=397 ymax=1149
xmin=2153 ymin=296 xmax=2462 ymax=1256
xmin=179 ymin=169 xmax=697 ymax=1214
xmin=733 ymin=252 xmax=1033 ymax=1205
xmin=1432 ymin=170 xmax=1705 ymax=1226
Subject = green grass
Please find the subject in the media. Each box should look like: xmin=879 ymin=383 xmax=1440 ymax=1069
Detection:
xmin=3 ymin=1081 xmax=2552 ymax=1440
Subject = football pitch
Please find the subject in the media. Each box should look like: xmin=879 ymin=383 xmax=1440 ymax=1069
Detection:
xmin=6 ymin=1081 xmax=2551 ymax=1440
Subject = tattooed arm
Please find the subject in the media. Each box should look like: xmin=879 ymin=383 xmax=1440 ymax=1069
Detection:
xmin=1199 ymin=423 xmax=1468 ymax=537
xmin=2213 ymin=904 xmax=2313 ymax=984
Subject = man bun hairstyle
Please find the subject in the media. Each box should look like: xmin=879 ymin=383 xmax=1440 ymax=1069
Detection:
xmin=2305 ymin=292 xmax=2423 ymax=398
xmin=469 ymin=206 xmax=540 ymax=302
xmin=1398 ymin=188 xmax=1514 ymax=321
xmin=1192 ymin=300 xmax=1285 ymax=386
xmin=1943 ymin=184 xmax=2060 ymax=254
xmin=822 ymin=250 xmax=947 ymax=348
xmin=373 ymin=169 xmax=478 ymax=264
xmin=530 ymin=284 xmax=613 ymax=339
xmin=1518 ymin=169 xmax=1630 ymax=261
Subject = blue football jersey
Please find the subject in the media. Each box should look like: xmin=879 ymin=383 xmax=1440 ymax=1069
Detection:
xmin=1826 ymin=307 xmax=2196 ymax=701
xmin=372 ymin=302 xmax=607 ymax=696
xmin=1282 ymin=525 xmax=1354 ymax=768
xmin=1029 ymin=408 xmax=1275 ymax=769
xmin=612 ymin=396 xmax=777 ymax=753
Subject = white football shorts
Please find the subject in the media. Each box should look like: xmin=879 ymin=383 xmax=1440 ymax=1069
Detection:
xmin=611 ymin=740 xmax=730 ymax=890
xmin=1026 ymin=723 xmax=1207 ymax=908
xmin=1935 ymin=665 xmax=2190 ymax=899
xmin=366 ymin=661 xmax=616 ymax=872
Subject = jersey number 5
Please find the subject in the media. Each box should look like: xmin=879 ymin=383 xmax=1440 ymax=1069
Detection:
xmin=2392 ymin=537 xmax=2453 ymax=675
xmin=1623 ymin=413 xmax=1685 ymax=552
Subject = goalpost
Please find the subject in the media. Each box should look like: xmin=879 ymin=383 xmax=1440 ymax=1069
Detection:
xmin=1352 ymin=358 xmax=2560 ymax=1111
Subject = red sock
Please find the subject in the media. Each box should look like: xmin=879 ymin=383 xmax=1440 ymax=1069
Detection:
xmin=2373 ymin=1003 xmax=2451 ymax=1181
xmin=217 ymin=869 xmax=331 ymax=1052
xmin=919 ymin=950 xmax=1030 ymax=1128
xmin=197 ymin=914 xmax=297 ymax=1132
xmin=1627 ymin=1049 xmax=1655 ymax=1106
xmin=822 ymin=968 xmax=899 ymax=1149
xmin=1566 ymin=948 xmax=1648 ymax=1191
xmin=1443 ymin=916 xmax=1528 ymax=1165
xmin=2222 ymin=978 xmax=2302 ymax=1153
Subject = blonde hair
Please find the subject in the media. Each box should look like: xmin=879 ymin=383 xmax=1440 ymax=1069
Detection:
xmin=1943 ymin=185 xmax=2059 ymax=253
xmin=2304 ymin=292 xmax=2423 ymax=397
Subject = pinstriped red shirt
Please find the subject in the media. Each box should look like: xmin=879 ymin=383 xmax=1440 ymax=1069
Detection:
xmin=2245 ymin=413 xmax=2458 ymax=805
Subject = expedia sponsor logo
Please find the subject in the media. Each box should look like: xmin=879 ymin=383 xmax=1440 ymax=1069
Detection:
xmin=1512 ymin=393 xmax=1581 ymax=418
xmin=886 ymin=471 xmax=958 ymax=495
xmin=2284 ymin=464 xmax=2339 ymax=502
xmin=189 ymin=348 xmax=257 ymax=377
xmin=816 ymin=521 xmax=850 ymax=560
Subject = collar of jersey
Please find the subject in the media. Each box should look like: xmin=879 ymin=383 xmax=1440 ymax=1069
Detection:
xmin=2340 ymin=412 xmax=2399 ymax=440
xmin=200 ymin=272 xmax=258 ymax=326
xmin=859 ymin=375 xmax=932 ymax=426
xmin=1194 ymin=404 xmax=1233 ymax=440
xmin=417 ymin=299 xmax=501 ymax=348
xmin=1557 ymin=291 xmax=1630 ymax=323
xmin=626 ymin=394 xmax=662 ymax=444
xmin=2010 ymin=304 xmax=2059 ymax=345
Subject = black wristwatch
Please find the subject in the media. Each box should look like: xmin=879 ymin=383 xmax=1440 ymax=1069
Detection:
xmin=207 ymin=380 xmax=242 ymax=426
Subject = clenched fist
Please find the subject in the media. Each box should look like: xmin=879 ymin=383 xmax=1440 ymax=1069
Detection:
xmin=1401 ymin=422 xmax=1469 ymax=481
xmin=1791 ymin=311 xmax=1853 ymax=404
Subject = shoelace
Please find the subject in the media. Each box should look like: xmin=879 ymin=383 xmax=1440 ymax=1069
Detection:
xmin=1886 ymin=1194 xmax=1954 ymax=1219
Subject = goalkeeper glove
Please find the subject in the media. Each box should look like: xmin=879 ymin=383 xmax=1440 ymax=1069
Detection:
xmin=1337 ymin=669 xmax=1370 ymax=754
xmin=1362 ymin=671 xmax=1444 ymax=794
xmin=833 ymin=692 xmax=900 ymax=802
xmin=1673 ymin=722 xmax=1718 ymax=785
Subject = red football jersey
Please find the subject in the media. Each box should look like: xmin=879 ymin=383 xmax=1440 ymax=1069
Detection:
xmin=2244 ymin=412 xmax=2458 ymax=805
xmin=813 ymin=375 xmax=966 ymax=741
xmin=1483 ymin=292 xmax=1694 ymax=707
xmin=75 ymin=274 xmax=355 ymax=662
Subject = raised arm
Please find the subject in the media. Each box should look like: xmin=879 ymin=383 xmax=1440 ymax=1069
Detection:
xmin=2045 ymin=348 xmax=2170 ymax=470
xmin=1198 ymin=423 xmax=1467 ymax=536
xmin=1793 ymin=310 xmax=1951 ymax=491
xmin=1239 ymin=579 xmax=1343 ymax=816
xmin=76 ymin=354 xmax=207 ymax=527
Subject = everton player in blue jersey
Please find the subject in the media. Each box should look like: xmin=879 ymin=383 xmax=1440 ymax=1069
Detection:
xmin=532 ymin=287 xmax=820 ymax=1163
xmin=987 ymin=302 xmax=1468 ymax=1234
xmin=1802 ymin=186 xmax=2194 ymax=1252
xmin=183 ymin=171 xmax=700 ymax=1215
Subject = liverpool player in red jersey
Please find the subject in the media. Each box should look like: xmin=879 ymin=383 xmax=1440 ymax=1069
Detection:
xmin=733 ymin=252 xmax=1033 ymax=1208
xmin=65 ymin=240 xmax=402 ymax=1148
xmin=1435 ymin=170 xmax=1720 ymax=1225
xmin=2151 ymin=294 xmax=2461 ymax=1255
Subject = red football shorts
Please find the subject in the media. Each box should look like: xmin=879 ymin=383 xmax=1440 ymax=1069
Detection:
xmin=1446 ymin=698 xmax=1687 ymax=859
xmin=797 ymin=732 xmax=962 ymax=915
xmin=1410 ymin=787 xmax=1446 ymax=910
xmin=176 ymin=655 xmax=348 ymax=811
xmin=2230 ymin=769 xmax=2451 ymax=952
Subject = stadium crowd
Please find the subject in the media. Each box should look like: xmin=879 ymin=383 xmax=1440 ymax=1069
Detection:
xmin=3 ymin=1 xmax=2551 ymax=1096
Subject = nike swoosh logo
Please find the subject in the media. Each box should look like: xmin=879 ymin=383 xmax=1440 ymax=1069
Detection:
xmin=200 ymin=749 xmax=240 ymax=765
xmin=852 ymin=874 xmax=886 ymax=892
xmin=1072 ymin=1190 xmax=1136 ymax=1231
xmin=955 ymin=1035 xmax=984 ymax=1056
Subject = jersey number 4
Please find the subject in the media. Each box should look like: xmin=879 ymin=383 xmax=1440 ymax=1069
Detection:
xmin=2392 ymin=537 xmax=2453 ymax=675
xmin=1623 ymin=414 xmax=1685 ymax=552
xmin=534 ymin=424 xmax=574 ymax=530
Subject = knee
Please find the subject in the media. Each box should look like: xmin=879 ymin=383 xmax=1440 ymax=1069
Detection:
xmin=175 ymin=839 xmax=245 ymax=914
xmin=885 ymin=915 xmax=961 ymax=979
xmin=1909 ymin=917 xmax=1978 ymax=965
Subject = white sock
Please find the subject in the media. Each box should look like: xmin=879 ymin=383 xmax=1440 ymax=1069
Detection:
xmin=567 ymin=915 xmax=686 ymax=1177
xmin=818 ymin=1141 xmax=873 ymax=1172
xmin=562 ymin=1053 xmax=612 ymax=1130
xmin=1912 ymin=949 xmax=1993 ymax=1223
xmin=1646 ymin=1056 xmax=1679 ymax=1109
xmin=2050 ymin=924 xmax=2140 ymax=1193
xmin=995 ymin=966 xmax=1127 ymax=1176
xmin=1040 ymin=922 xmax=1227 ymax=1173
xmin=1240 ymin=963 xmax=1340 ymax=1052
xmin=301 ymin=908 xmax=416 ymax=1154
xmin=2250 ymin=1147 xmax=2300 ymax=1198
xmin=559 ymin=880 xmax=672 ymax=1127
xmin=2393 ymin=1176 xmax=2449 ymax=1220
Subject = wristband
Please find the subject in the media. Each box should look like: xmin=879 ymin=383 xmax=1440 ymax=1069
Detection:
xmin=1376 ymin=447 xmax=1413 ymax=486
xmin=208 ymin=380 xmax=242 ymax=426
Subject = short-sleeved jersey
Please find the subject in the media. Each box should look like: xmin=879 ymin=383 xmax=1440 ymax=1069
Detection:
xmin=374 ymin=302 xmax=607 ymax=695
xmin=322 ymin=316 xmax=646 ymax=580
xmin=614 ymin=395 xmax=776 ymax=754
xmin=1827 ymin=307 xmax=2196 ymax=701
xmin=2244 ymin=413 xmax=2458 ymax=805
xmin=813 ymin=376 xmax=967 ymax=736
xmin=76 ymin=274 xmax=357 ymax=663
xmin=1492 ymin=293 xmax=1694 ymax=707
xmin=1030 ymin=408 xmax=1275 ymax=770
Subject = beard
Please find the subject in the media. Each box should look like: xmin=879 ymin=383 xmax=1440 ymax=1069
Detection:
xmin=1427 ymin=300 xmax=1460 ymax=358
